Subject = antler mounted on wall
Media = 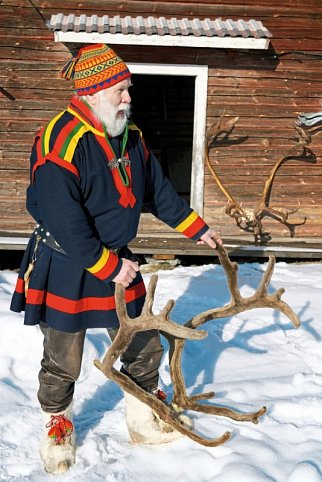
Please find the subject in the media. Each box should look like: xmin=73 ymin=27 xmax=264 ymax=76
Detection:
xmin=206 ymin=116 xmax=316 ymax=244
xmin=94 ymin=243 xmax=300 ymax=447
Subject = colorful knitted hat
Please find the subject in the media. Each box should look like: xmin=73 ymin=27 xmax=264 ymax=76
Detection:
xmin=60 ymin=43 xmax=131 ymax=96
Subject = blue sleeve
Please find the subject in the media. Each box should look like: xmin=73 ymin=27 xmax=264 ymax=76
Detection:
xmin=143 ymin=150 xmax=209 ymax=240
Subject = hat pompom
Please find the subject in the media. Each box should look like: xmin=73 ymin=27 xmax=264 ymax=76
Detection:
xmin=60 ymin=56 xmax=78 ymax=80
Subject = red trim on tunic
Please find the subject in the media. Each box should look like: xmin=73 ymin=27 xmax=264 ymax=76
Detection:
xmin=93 ymin=251 xmax=119 ymax=281
xmin=27 ymin=287 xmax=45 ymax=305
xmin=22 ymin=280 xmax=146 ymax=314
xmin=44 ymin=152 xmax=80 ymax=178
xmin=32 ymin=124 xmax=80 ymax=182
xmin=15 ymin=277 xmax=24 ymax=293
xmin=69 ymin=95 xmax=104 ymax=132
xmin=94 ymin=135 xmax=136 ymax=208
xmin=32 ymin=151 xmax=80 ymax=181
xmin=32 ymin=132 xmax=45 ymax=182
xmin=53 ymin=116 xmax=81 ymax=155
xmin=182 ymin=216 xmax=206 ymax=238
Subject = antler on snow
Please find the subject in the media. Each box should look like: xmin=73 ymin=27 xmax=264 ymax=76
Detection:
xmin=94 ymin=275 xmax=230 ymax=447
xmin=94 ymin=244 xmax=300 ymax=447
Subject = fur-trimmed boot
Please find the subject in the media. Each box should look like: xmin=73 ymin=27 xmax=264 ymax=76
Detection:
xmin=124 ymin=391 xmax=192 ymax=445
xmin=40 ymin=403 xmax=75 ymax=474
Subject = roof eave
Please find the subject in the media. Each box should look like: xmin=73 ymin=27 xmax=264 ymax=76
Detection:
xmin=54 ymin=31 xmax=270 ymax=50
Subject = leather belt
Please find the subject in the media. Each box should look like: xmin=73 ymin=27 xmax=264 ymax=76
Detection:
xmin=34 ymin=224 xmax=123 ymax=256
xmin=34 ymin=224 xmax=66 ymax=254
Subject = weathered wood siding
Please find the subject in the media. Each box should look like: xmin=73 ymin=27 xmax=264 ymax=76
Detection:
xmin=1 ymin=0 xmax=322 ymax=246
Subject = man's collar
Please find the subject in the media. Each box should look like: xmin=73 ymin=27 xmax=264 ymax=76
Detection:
xmin=67 ymin=95 xmax=105 ymax=136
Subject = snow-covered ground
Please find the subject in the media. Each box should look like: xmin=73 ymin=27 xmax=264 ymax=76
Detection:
xmin=1 ymin=259 xmax=322 ymax=482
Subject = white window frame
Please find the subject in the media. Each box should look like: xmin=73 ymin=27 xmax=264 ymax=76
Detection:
xmin=128 ymin=62 xmax=208 ymax=216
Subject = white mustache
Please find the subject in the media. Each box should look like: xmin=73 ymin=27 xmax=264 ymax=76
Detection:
xmin=117 ymin=104 xmax=131 ymax=115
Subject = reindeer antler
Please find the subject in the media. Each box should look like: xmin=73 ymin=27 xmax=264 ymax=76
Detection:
xmin=168 ymin=243 xmax=299 ymax=421
xmin=94 ymin=275 xmax=230 ymax=447
xmin=205 ymin=116 xmax=248 ymax=224
xmin=206 ymin=116 xmax=316 ymax=243
xmin=94 ymin=244 xmax=300 ymax=447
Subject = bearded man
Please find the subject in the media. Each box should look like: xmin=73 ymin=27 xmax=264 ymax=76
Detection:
xmin=10 ymin=44 xmax=222 ymax=475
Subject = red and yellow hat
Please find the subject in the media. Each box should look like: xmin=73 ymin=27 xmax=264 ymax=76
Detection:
xmin=60 ymin=43 xmax=131 ymax=96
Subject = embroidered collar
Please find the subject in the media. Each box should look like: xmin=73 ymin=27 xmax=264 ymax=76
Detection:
xmin=67 ymin=95 xmax=105 ymax=137
xmin=68 ymin=95 xmax=136 ymax=208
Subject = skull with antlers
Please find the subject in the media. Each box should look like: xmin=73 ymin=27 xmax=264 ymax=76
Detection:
xmin=205 ymin=116 xmax=316 ymax=244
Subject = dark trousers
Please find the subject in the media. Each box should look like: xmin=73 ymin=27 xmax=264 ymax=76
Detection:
xmin=38 ymin=323 xmax=164 ymax=413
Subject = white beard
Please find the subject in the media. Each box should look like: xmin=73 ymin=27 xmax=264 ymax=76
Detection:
xmin=93 ymin=92 xmax=131 ymax=137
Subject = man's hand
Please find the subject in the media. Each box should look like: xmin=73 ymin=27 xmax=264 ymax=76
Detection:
xmin=197 ymin=228 xmax=223 ymax=250
xmin=112 ymin=258 xmax=140 ymax=287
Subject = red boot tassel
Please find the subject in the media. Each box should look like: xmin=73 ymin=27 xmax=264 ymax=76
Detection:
xmin=46 ymin=414 xmax=74 ymax=445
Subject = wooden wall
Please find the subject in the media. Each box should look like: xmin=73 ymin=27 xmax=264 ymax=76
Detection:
xmin=1 ymin=0 xmax=322 ymax=246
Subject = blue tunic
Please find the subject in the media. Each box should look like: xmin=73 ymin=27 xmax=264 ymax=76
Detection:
xmin=10 ymin=96 xmax=208 ymax=332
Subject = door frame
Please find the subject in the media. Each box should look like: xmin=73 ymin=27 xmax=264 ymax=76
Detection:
xmin=128 ymin=62 xmax=208 ymax=216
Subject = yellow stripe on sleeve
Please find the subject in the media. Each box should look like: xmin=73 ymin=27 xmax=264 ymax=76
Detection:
xmin=87 ymin=247 xmax=110 ymax=274
xmin=43 ymin=111 xmax=65 ymax=155
xmin=64 ymin=125 xmax=89 ymax=162
xmin=175 ymin=211 xmax=199 ymax=232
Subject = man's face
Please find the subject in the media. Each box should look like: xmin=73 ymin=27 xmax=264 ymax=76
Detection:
xmin=85 ymin=78 xmax=132 ymax=137
xmin=104 ymin=78 xmax=132 ymax=111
